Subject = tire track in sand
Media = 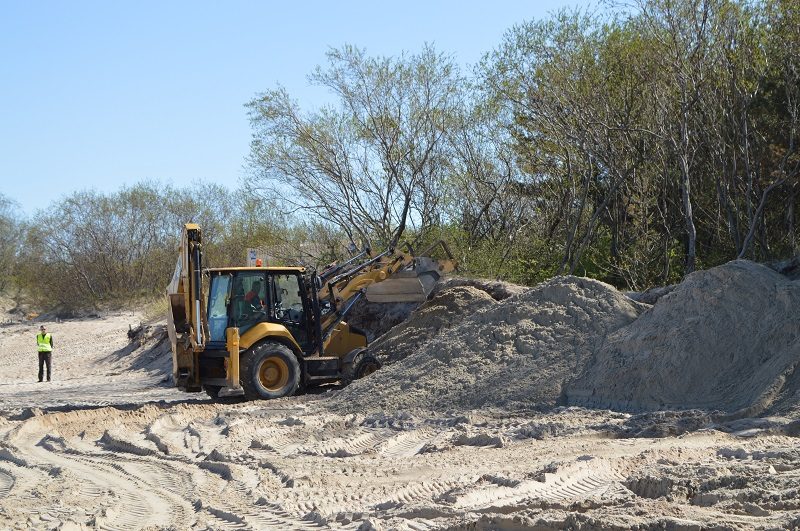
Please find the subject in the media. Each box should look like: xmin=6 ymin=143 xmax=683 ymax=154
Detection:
xmin=296 ymin=429 xmax=395 ymax=457
xmin=73 ymin=428 xmax=328 ymax=530
xmin=0 ymin=468 xmax=14 ymax=498
xmin=192 ymin=466 xmax=330 ymax=530
xmin=376 ymin=429 xmax=435 ymax=459
xmin=31 ymin=435 xmax=178 ymax=530
xmin=451 ymin=457 xmax=627 ymax=511
xmin=18 ymin=424 xmax=326 ymax=530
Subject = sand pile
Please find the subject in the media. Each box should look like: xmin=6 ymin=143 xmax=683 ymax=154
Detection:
xmin=332 ymin=276 xmax=646 ymax=413
xmin=566 ymin=260 xmax=800 ymax=416
xmin=369 ymin=286 xmax=496 ymax=364
xmin=338 ymin=259 xmax=800 ymax=418
xmin=429 ymin=277 xmax=527 ymax=301
xmin=346 ymin=277 xmax=524 ymax=342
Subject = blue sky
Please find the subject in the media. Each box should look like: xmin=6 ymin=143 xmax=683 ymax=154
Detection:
xmin=0 ymin=1 xmax=583 ymax=215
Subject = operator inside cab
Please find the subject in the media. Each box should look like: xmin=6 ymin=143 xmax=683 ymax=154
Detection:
xmin=244 ymin=280 xmax=265 ymax=308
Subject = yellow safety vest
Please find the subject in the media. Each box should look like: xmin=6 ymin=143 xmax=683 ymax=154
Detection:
xmin=37 ymin=333 xmax=52 ymax=352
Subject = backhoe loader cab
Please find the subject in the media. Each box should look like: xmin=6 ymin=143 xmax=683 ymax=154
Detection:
xmin=167 ymin=223 xmax=456 ymax=401
xmin=206 ymin=267 xmax=318 ymax=351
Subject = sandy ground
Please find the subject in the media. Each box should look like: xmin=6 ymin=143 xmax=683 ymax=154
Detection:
xmin=0 ymin=314 xmax=192 ymax=412
xmin=0 ymin=272 xmax=799 ymax=530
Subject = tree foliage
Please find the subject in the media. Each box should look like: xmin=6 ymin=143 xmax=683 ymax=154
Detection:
xmin=247 ymin=45 xmax=462 ymax=249
xmin=480 ymin=0 xmax=800 ymax=287
xmin=0 ymin=194 xmax=23 ymax=293
xmin=12 ymin=183 xmax=344 ymax=311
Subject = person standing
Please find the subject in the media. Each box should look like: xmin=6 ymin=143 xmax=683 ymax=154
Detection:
xmin=36 ymin=325 xmax=53 ymax=382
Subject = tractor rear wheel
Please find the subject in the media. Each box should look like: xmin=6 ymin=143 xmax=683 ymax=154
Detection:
xmin=240 ymin=342 xmax=301 ymax=400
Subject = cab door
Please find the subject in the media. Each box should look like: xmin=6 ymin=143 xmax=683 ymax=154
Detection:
xmin=271 ymin=273 xmax=312 ymax=352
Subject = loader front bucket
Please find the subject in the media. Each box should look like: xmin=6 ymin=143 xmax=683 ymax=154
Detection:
xmin=365 ymin=273 xmax=430 ymax=303
xmin=365 ymin=257 xmax=450 ymax=303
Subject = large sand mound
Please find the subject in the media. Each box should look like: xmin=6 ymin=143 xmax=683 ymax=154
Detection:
xmin=337 ymin=259 xmax=800 ymax=418
xmin=333 ymin=276 xmax=646 ymax=413
xmin=566 ymin=260 xmax=800 ymax=416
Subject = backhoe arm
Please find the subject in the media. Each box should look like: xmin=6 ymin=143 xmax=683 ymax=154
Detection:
xmin=166 ymin=223 xmax=206 ymax=390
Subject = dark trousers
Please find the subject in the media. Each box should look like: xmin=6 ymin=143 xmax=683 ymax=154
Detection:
xmin=38 ymin=352 xmax=51 ymax=381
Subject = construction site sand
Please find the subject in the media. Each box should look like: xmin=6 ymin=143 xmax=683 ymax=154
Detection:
xmin=2 ymin=395 xmax=799 ymax=530
xmin=0 ymin=313 xmax=193 ymax=412
xmin=331 ymin=276 xmax=648 ymax=414
xmin=429 ymin=277 xmax=528 ymax=301
xmin=337 ymin=260 xmax=800 ymax=419
xmin=1 ymin=262 xmax=800 ymax=529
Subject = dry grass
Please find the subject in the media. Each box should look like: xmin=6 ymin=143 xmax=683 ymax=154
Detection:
xmin=141 ymin=296 xmax=169 ymax=324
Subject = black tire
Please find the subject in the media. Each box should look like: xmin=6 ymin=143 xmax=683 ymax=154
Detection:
xmin=240 ymin=341 xmax=301 ymax=400
xmin=342 ymin=351 xmax=381 ymax=386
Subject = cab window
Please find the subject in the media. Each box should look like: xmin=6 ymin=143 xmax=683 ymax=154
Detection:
xmin=274 ymin=274 xmax=303 ymax=319
xmin=207 ymin=274 xmax=231 ymax=342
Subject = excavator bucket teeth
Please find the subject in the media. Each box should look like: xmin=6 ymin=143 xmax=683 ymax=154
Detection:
xmin=365 ymin=269 xmax=442 ymax=303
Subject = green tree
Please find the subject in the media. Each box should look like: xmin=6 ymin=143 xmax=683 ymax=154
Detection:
xmin=247 ymin=44 xmax=464 ymax=249
xmin=0 ymin=194 xmax=23 ymax=293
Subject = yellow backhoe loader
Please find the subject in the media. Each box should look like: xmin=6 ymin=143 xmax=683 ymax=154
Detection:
xmin=166 ymin=223 xmax=456 ymax=400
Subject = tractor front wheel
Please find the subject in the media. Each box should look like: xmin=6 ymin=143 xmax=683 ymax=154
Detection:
xmin=342 ymin=351 xmax=381 ymax=387
xmin=240 ymin=342 xmax=301 ymax=400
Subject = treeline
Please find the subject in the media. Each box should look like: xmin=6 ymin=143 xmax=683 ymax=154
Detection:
xmin=2 ymin=0 xmax=798 ymax=310
xmin=0 ymin=185 xmax=341 ymax=310
xmin=484 ymin=0 xmax=800 ymax=287
xmin=249 ymin=0 xmax=799 ymax=289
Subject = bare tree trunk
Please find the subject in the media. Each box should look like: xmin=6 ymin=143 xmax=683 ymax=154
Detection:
xmin=716 ymin=155 xmax=741 ymax=251
xmin=680 ymin=103 xmax=697 ymax=274
xmin=569 ymin=171 xmax=627 ymax=274
xmin=559 ymin=158 xmax=591 ymax=274
xmin=738 ymin=178 xmax=786 ymax=259
xmin=789 ymin=185 xmax=797 ymax=254
xmin=390 ymin=189 xmax=414 ymax=249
